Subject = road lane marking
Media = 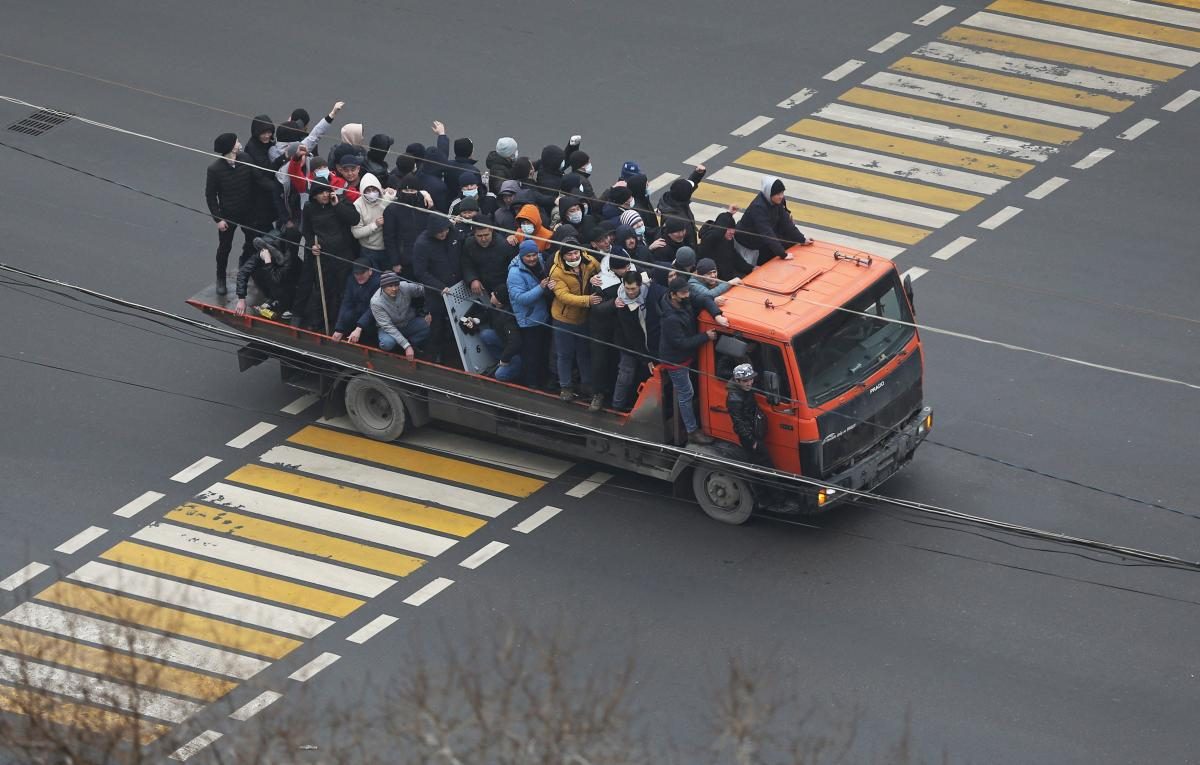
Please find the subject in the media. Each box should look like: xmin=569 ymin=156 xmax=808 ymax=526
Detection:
xmin=778 ymin=87 xmax=818 ymax=109
xmin=35 ymin=580 xmax=299 ymax=659
xmin=399 ymin=429 xmax=573 ymax=479
xmin=230 ymin=690 xmax=283 ymax=721
xmin=130 ymin=524 xmax=394 ymax=599
xmin=1073 ymin=147 xmax=1114 ymax=168
xmin=683 ymin=143 xmax=727 ymax=166
xmin=962 ymin=12 xmax=1200 ymax=66
xmin=289 ymin=426 xmax=545 ymax=497
xmin=736 ymin=148 xmax=985 ymax=210
xmin=915 ymin=5 xmax=957 ymax=25
xmin=200 ymin=481 xmax=457 ymax=557
xmin=711 ymin=165 xmax=959 ymax=227
xmin=280 ymin=393 xmax=319 ymax=414
xmin=1026 ymin=176 xmax=1069 ymax=199
xmin=345 ymin=614 xmax=398 ymax=644
xmin=931 ymin=236 xmax=977 ymax=259
xmin=731 ymin=116 xmax=773 ymax=137
xmin=170 ymin=456 xmax=222 ymax=484
xmin=914 ymin=41 xmax=1155 ymax=97
xmin=870 ymin=32 xmax=911 ymax=53
xmin=691 ymin=181 xmax=933 ymax=244
xmin=2 ymin=601 xmax=270 ymax=679
xmin=114 ymin=490 xmax=164 ymax=518
xmin=1045 ymin=0 xmax=1200 ymax=29
xmin=824 ymin=59 xmax=865 ymax=81
xmin=55 ymin=525 xmax=107 ymax=554
xmin=459 ymin=541 xmax=509 ymax=570
xmin=290 ymin=651 xmax=340 ymax=681
xmin=941 ymin=25 xmax=1185 ymax=80
xmin=170 ymin=730 xmax=223 ymax=761
xmin=226 ymin=421 xmax=277 ymax=449
xmin=901 ymin=266 xmax=930 ymax=282
xmin=260 ymin=445 xmax=516 ymax=518
xmin=761 ymin=134 xmax=1009 ymax=194
xmin=817 ymin=102 xmax=1059 ymax=161
xmin=69 ymin=560 xmax=333 ymax=638
xmin=888 ymin=56 xmax=1134 ymax=112
xmin=788 ymin=118 xmax=1034 ymax=177
xmin=1117 ymin=118 xmax=1159 ymax=139
xmin=166 ymin=504 xmax=425 ymax=578
xmin=404 ymin=577 xmax=454 ymax=606
xmin=979 ymin=205 xmax=1023 ymax=229
xmin=987 ymin=0 xmax=1200 ymax=49
xmin=0 ymin=655 xmax=201 ymax=723
xmin=0 ymin=685 xmax=169 ymax=745
xmin=566 ymin=472 xmax=614 ymax=499
xmin=646 ymin=172 xmax=678 ymax=194
xmin=0 ymin=623 xmax=236 ymax=701
xmin=862 ymin=71 xmax=1110 ymax=129
xmin=514 ymin=506 xmax=565 ymax=533
xmin=0 ymin=562 xmax=48 ymax=591
xmin=1163 ymin=89 xmax=1200 ymax=111
xmin=222 ymin=465 xmax=483 ymax=538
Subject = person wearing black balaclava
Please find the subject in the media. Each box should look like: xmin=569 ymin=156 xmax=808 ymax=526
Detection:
xmin=383 ymin=174 xmax=433 ymax=274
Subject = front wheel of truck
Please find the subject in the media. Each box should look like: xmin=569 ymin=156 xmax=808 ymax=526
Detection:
xmin=345 ymin=374 xmax=407 ymax=441
xmin=692 ymin=467 xmax=756 ymax=525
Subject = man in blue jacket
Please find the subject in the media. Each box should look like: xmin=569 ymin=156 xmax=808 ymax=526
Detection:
xmin=331 ymin=258 xmax=380 ymax=345
xmin=506 ymin=240 xmax=556 ymax=388
xmin=658 ymin=275 xmax=716 ymax=445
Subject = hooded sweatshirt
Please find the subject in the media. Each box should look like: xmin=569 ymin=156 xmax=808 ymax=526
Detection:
xmin=364 ymin=134 xmax=394 ymax=181
xmin=244 ymin=114 xmax=282 ymax=220
xmin=734 ymin=174 xmax=808 ymax=263
xmin=514 ymin=204 xmax=554 ymax=252
xmin=351 ymin=173 xmax=392 ymax=251
xmin=328 ymin=123 xmax=367 ymax=169
xmin=699 ymin=212 xmax=753 ymax=281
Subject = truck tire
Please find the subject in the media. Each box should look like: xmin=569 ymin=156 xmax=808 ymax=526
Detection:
xmin=345 ymin=374 xmax=407 ymax=442
xmin=692 ymin=466 xmax=756 ymax=525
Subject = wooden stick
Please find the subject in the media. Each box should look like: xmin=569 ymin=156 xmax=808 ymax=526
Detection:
xmin=313 ymin=235 xmax=330 ymax=335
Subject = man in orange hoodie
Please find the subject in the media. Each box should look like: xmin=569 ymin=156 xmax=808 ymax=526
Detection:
xmin=513 ymin=204 xmax=554 ymax=252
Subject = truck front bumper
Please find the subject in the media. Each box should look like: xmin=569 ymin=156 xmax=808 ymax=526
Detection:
xmin=815 ymin=405 xmax=933 ymax=509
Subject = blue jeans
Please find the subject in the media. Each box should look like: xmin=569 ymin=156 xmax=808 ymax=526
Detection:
xmin=612 ymin=352 xmax=640 ymax=411
xmin=480 ymin=328 xmax=523 ymax=382
xmin=379 ymin=316 xmax=431 ymax=352
xmin=553 ymin=319 xmax=592 ymax=390
xmin=666 ymin=367 xmax=698 ymax=433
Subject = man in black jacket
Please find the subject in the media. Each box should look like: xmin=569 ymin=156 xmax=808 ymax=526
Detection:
xmin=331 ymin=259 xmax=380 ymax=345
xmin=611 ymin=270 xmax=655 ymax=412
xmin=233 ymin=234 xmax=298 ymax=317
xmin=655 ymin=165 xmax=706 ymax=247
xmin=204 ymin=132 xmax=255 ymax=295
xmin=243 ymin=115 xmax=284 ymax=253
xmin=734 ymin=175 xmax=810 ymax=266
xmin=461 ymin=217 xmax=515 ymax=307
xmin=658 ymin=276 xmax=717 ymax=445
xmin=726 ymin=363 xmax=772 ymax=467
xmin=297 ymin=182 xmax=360 ymax=332
xmin=412 ymin=215 xmax=460 ymax=362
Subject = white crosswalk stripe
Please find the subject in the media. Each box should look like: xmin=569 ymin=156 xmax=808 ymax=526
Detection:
xmin=816 ymin=103 xmax=1056 ymax=161
xmin=913 ymin=42 xmax=1155 ymax=97
xmin=863 ymin=72 xmax=1110 ymax=128
xmin=1040 ymin=0 xmax=1200 ymax=30
xmin=760 ymin=134 xmax=1009 ymax=194
xmin=963 ymin=12 xmax=1200 ymax=67
xmin=711 ymin=166 xmax=958 ymax=228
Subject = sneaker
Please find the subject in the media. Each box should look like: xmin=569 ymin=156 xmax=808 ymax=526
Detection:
xmin=588 ymin=393 xmax=604 ymax=412
xmin=559 ymin=387 xmax=576 ymax=402
xmin=280 ymin=310 xmax=294 ymax=321
xmin=688 ymin=430 xmax=714 ymax=446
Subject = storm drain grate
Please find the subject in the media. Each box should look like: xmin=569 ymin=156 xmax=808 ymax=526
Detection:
xmin=7 ymin=108 xmax=74 ymax=137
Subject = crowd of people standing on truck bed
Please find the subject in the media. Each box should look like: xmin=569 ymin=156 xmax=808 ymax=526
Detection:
xmin=203 ymin=102 xmax=813 ymax=446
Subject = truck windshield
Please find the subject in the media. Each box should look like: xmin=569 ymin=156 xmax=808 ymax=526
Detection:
xmin=791 ymin=271 xmax=915 ymax=407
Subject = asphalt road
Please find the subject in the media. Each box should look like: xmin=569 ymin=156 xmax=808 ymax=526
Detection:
xmin=1 ymin=0 xmax=1198 ymax=762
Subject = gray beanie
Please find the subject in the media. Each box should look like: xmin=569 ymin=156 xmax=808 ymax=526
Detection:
xmin=495 ymin=137 xmax=518 ymax=159
xmin=673 ymin=246 xmax=697 ymax=270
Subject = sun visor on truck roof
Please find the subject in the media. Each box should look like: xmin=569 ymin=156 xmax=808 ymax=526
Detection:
xmin=740 ymin=261 xmax=830 ymax=295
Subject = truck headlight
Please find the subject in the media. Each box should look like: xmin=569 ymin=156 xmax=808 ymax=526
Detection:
xmin=918 ymin=413 xmax=932 ymax=435
xmin=818 ymin=488 xmax=837 ymax=506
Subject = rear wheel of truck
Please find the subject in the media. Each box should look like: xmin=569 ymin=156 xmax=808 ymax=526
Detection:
xmin=345 ymin=374 xmax=407 ymax=442
xmin=692 ymin=467 xmax=755 ymax=525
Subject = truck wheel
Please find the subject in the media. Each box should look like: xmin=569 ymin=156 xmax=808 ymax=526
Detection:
xmin=692 ymin=467 xmax=755 ymax=525
xmin=345 ymin=374 xmax=407 ymax=442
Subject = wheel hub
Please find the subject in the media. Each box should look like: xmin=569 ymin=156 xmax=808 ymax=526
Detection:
xmin=705 ymin=473 xmax=742 ymax=510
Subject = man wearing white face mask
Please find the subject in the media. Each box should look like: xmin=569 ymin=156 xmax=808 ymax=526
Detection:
xmin=565 ymin=149 xmax=595 ymax=201
xmin=351 ymin=173 xmax=395 ymax=273
xmin=448 ymin=171 xmax=498 ymax=217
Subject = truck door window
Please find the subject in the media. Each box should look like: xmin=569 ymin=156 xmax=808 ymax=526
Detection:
xmin=715 ymin=337 xmax=791 ymax=400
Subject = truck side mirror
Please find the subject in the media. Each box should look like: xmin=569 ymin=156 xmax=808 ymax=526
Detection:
xmin=903 ymin=274 xmax=915 ymax=314
xmin=761 ymin=370 xmax=781 ymax=407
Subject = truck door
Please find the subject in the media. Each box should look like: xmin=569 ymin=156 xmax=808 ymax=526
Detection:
xmin=701 ymin=335 xmax=802 ymax=473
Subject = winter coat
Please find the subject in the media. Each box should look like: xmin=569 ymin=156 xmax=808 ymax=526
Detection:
xmin=614 ymin=289 xmax=652 ymax=360
xmin=351 ymin=173 xmax=391 ymax=251
xmin=726 ymin=383 xmax=766 ymax=448
xmin=235 ymin=236 xmax=297 ymax=299
xmin=370 ymin=282 xmax=426 ymax=349
xmin=513 ymin=204 xmax=555 ymax=252
xmin=699 ymin=213 xmax=753 ymax=281
xmin=625 ymin=174 xmax=659 ymax=241
xmin=445 ymin=155 xmax=477 ymax=196
xmin=548 ymin=250 xmax=600 ymax=326
xmin=364 ymin=134 xmax=394 ymax=181
xmin=333 ymin=272 xmax=381 ymax=335
xmin=302 ymin=194 xmax=360 ymax=261
xmin=734 ymin=175 xmax=808 ymax=263
xmin=328 ymin=123 xmax=367 ymax=170
xmin=270 ymin=113 xmax=333 ymax=164
xmin=383 ymin=191 xmax=431 ymax=273
xmin=655 ymin=166 xmax=705 ymax=247
xmin=418 ymin=138 xmax=451 ymax=212
xmin=244 ymin=115 xmax=283 ymax=220
xmin=461 ymin=235 xmax=517 ymax=303
xmin=204 ymin=154 xmax=255 ymax=223
xmin=658 ymin=291 xmax=710 ymax=366
xmin=412 ymin=217 xmax=460 ymax=292
xmin=506 ymin=255 xmax=551 ymax=328
xmin=687 ymin=273 xmax=732 ymax=302
xmin=485 ymin=151 xmax=514 ymax=194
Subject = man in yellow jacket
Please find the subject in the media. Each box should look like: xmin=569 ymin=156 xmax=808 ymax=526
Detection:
xmin=549 ymin=239 xmax=601 ymax=401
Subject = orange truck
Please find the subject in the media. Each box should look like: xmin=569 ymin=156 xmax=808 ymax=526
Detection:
xmin=190 ymin=240 xmax=932 ymax=524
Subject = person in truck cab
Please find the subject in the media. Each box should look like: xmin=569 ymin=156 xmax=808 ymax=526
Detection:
xmin=726 ymin=363 xmax=773 ymax=469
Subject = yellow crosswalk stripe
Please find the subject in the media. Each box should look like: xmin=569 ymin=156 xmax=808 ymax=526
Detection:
xmin=0 ymin=683 xmax=169 ymax=745
xmin=99 ymin=541 xmax=364 ymax=618
xmin=840 ymin=88 xmax=1083 ymax=144
xmin=942 ymin=26 xmax=1184 ymax=81
xmin=891 ymin=56 xmax=1134 ymax=112
xmin=988 ymin=0 xmax=1200 ymax=48
xmin=0 ymin=623 xmax=235 ymax=702
xmin=788 ymin=118 xmax=1034 ymax=178
xmin=225 ymin=464 xmax=484 ymax=537
xmin=35 ymin=580 xmax=300 ymax=659
xmin=735 ymin=149 xmax=984 ymax=211
xmin=691 ymin=183 xmax=932 ymax=245
xmin=166 ymin=503 xmax=425 ymax=578
xmin=288 ymin=426 xmax=545 ymax=498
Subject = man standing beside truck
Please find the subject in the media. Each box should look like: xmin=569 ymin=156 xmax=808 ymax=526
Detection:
xmin=659 ymin=275 xmax=716 ymax=446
